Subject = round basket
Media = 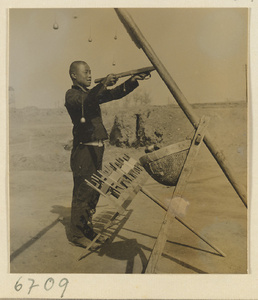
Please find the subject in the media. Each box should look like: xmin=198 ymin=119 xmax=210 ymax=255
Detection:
xmin=139 ymin=140 xmax=191 ymax=186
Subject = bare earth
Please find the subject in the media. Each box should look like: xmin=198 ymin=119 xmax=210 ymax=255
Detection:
xmin=9 ymin=102 xmax=247 ymax=274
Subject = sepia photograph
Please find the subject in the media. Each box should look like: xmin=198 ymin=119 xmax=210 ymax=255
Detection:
xmin=2 ymin=1 xmax=258 ymax=299
xmin=8 ymin=7 xmax=248 ymax=274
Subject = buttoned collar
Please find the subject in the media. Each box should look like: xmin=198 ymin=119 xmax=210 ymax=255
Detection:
xmin=72 ymin=84 xmax=89 ymax=93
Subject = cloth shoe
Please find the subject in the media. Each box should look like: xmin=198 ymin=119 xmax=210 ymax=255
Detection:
xmin=76 ymin=224 xmax=105 ymax=243
xmin=82 ymin=227 xmax=97 ymax=241
xmin=69 ymin=236 xmax=90 ymax=248
xmin=83 ymin=228 xmax=106 ymax=244
xmin=69 ymin=236 xmax=100 ymax=250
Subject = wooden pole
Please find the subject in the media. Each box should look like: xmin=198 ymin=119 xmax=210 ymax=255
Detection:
xmin=115 ymin=8 xmax=247 ymax=208
xmin=245 ymin=64 xmax=248 ymax=103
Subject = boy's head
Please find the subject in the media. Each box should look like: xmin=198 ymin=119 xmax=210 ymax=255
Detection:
xmin=69 ymin=61 xmax=92 ymax=88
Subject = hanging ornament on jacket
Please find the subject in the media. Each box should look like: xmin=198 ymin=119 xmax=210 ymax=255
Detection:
xmin=80 ymin=117 xmax=86 ymax=123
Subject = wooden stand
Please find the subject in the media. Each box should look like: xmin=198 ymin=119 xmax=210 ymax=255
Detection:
xmin=144 ymin=116 xmax=223 ymax=273
xmin=79 ymin=117 xmax=225 ymax=268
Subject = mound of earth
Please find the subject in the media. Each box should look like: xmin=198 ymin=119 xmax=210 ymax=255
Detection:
xmin=108 ymin=103 xmax=247 ymax=154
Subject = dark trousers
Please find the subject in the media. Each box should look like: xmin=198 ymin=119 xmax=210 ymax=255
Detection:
xmin=70 ymin=144 xmax=104 ymax=238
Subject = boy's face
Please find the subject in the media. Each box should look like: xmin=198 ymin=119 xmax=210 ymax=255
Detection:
xmin=72 ymin=63 xmax=92 ymax=88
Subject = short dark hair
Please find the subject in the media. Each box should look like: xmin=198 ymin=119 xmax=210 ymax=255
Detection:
xmin=69 ymin=61 xmax=87 ymax=80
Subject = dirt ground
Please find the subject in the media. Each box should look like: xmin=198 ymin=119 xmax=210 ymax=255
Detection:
xmin=8 ymin=102 xmax=247 ymax=274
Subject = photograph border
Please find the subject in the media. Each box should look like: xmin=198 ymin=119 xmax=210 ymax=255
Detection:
xmin=1 ymin=0 xmax=257 ymax=299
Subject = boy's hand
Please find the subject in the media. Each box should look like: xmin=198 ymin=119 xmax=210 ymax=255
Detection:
xmin=101 ymin=74 xmax=118 ymax=87
xmin=130 ymin=72 xmax=151 ymax=82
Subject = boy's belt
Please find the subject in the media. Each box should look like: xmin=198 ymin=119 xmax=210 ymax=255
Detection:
xmin=80 ymin=140 xmax=104 ymax=147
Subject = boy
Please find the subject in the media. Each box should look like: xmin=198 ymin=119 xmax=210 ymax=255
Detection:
xmin=65 ymin=60 xmax=149 ymax=248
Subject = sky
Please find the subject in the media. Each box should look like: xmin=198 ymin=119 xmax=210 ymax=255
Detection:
xmin=8 ymin=8 xmax=248 ymax=108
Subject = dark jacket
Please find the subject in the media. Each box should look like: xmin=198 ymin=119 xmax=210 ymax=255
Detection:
xmin=65 ymin=79 xmax=138 ymax=147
